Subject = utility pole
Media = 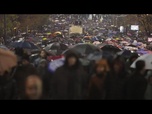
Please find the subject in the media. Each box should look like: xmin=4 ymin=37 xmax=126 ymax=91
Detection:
xmin=3 ymin=14 xmax=6 ymax=45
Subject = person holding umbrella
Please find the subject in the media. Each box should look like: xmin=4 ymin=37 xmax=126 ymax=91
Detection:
xmin=126 ymin=60 xmax=147 ymax=100
xmin=88 ymin=59 xmax=110 ymax=100
xmin=105 ymin=56 xmax=128 ymax=100
xmin=51 ymin=51 xmax=88 ymax=100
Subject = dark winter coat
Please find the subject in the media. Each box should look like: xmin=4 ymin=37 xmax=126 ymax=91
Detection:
xmin=105 ymin=71 xmax=128 ymax=100
xmin=88 ymin=73 xmax=107 ymax=100
xmin=13 ymin=64 xmax=37 ymax=98
xmin=0 ymin=76 xmax=17 ymax=100
xmin=125 ymin=72 xmax=147 ymax=100
xmin=37 ymin=62 xmax=52 ymax=99
xmin=51 ymin=65 xmax=88 ymax=100
xmin=51 ymin=52 xmax=88 ymax=100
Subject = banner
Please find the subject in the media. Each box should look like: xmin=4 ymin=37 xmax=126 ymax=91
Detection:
xmin=69 ymin=25 xmax=83 ymax=34
xmin=131 ymin=25 xmax=139 ymax=30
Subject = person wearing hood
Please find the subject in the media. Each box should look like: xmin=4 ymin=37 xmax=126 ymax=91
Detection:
xmin=126 ymin=53 xmax=139 ymax=74
xmin=125 ymin=60 xmax=147 ymax=100
xmin=51 ymin=51 xmax=88 ymax=100
xmin=88 ymin=59 xmax=110 ymax=100
xmin=105 ymin=56 xmax=128 ymax=100
xmin=13 ymin=53 xmax=37 ymax=98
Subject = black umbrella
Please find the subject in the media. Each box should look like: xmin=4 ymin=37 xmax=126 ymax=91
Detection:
xmin=10 ymin=41 xmax=38 ymax=49
xmin=117 ymin=50 xmax=132 ymax=59
xmin=128 ymin=44 xmax=137 ymax=47
xmin=101 ymin=44 xmax=121 ymax=53
xmin=87 ymin=52 xmax=102 ymax=61
xmin=45 ymin=43 xmax=68 ymax=51
xmin=97 ymin=43 xmax=107 ymax=48
xmin=63 ymin=43 xmax=101 ymax=57
xmin=87 ymin=51 xmax=113 ymax=61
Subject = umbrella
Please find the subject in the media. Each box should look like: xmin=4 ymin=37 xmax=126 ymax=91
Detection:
xmin=87 ymin=52 xmax=102 ymax=61
xmin=63 ymin=43 xmax=101 ymax=57
xmin=0 ymin=49 xmax=17 ymax=75
xmin=97 ymin=43 xmax=107 ymax=48
xmin=120 ymin=41 xmax=128 ymax=44
xmin=106 ymin=38 xmax=112 ymax=41
xmin=116 ymin=38 xmax=120 ymax=40
xmin=131 ymin=54 xmax=152 ymax=70
xmin=0 ymin=45 xmax=8 ymax=50
xmin=42 ymin=38 xmax=47 ymax=41
xmin=117 ymin=50 xmax=132 ymax=58
xmin=48 ymin=57 xmax=90 ymax=73
xmin=136 ymin=49 xmax=148 ymax=55
xmin=101 ymin=44 xmax=121 ymax=53
xmin=10 ymin=41 xmax=38 ymax=49
xmin=87 ymin=50 xmax=113 ymax=63
xmin=128 ymin=44 xmax=137 ymax=47
xmin=46 ymin=32 xmax=51 ymax=35
xmin=54 ymin=31 xmax=62 ymax=35
xmin=79 ymin=58 xmax=90 ymax=66
xmin=93 ymin=41 xmax=101 ymax=45
xmin=45 ymin=43 xmax=68 ymax=51
xmin=84 ymin=36 xmax=92 ymax=39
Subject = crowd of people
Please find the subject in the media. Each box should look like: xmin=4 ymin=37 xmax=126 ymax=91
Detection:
xmin=0 ymin=46 xmax=152 ymax=100
xmin=0 ymin=14 xmax=152 ymax=100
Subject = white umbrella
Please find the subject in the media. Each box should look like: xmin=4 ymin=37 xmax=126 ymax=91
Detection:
xmin=130 ymin=54 xmax=152 ymax=70
xmin=106 ymin=38 xmax=112 ymax=41
xmin=93 ymin=41 xmax=101 ymax=45
xmin=120 ymin=41 xmax=128 ymax=44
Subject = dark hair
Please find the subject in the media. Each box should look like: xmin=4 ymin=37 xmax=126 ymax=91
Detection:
xmin=40 ymin=49 xmax=48 ymax=58
xmin=135 ymin=60 xmax=145 ymax=71
xmin=22 ymin=53 xmax=30 ymax=62
xmin=15 ymin=47 xmax=24 ymax=56
xmin=64 ymin=51 xmax=80 ymax=68
xmin=129 ymin=53 xmax=139 ymax=62
xmin=112 ymin=56 xmax=126 ymax=76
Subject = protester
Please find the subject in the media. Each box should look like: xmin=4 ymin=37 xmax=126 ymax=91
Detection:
xmin=37 ymin=59 xmax=52 ymax=98
xmin=0 ymin=48 xmax=18 ymax=100
xmin=145 ymin=75 xmax=152 ymax=100
xmin=14 ymin=53 xmax=37 ymax=98
xmin=105 ymin=56 xmax=128 ymax=100
xmin=21 ymin=75 xmax=43 ymax=100
xmin=126 ymin=53 xmax=139 ymax=74
xmin=34 ymin=49 xmax=48 ymax=67
xmin=0 ymin=74 xmax=17 ymax=100
xmin=1 ymin=14 xmax=152 ymax=100
xmin=88 ymin=59 xmax=110 ymax=100
xmin=51 ymin=51 xmax=88 ymax=100
xmin=125 ymin=60 xmax=147 ymax=100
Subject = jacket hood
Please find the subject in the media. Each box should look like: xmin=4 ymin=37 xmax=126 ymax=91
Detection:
xmin=64 ymin=51 xmax=80 ymax=69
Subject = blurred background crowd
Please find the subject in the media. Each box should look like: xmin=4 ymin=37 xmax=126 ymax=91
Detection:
xmin=0 ymin=14 xmax=152 ymax=100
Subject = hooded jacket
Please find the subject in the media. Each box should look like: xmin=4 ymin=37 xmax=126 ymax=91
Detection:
xmin=51 ymin=51 xmax=88 ymax=100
